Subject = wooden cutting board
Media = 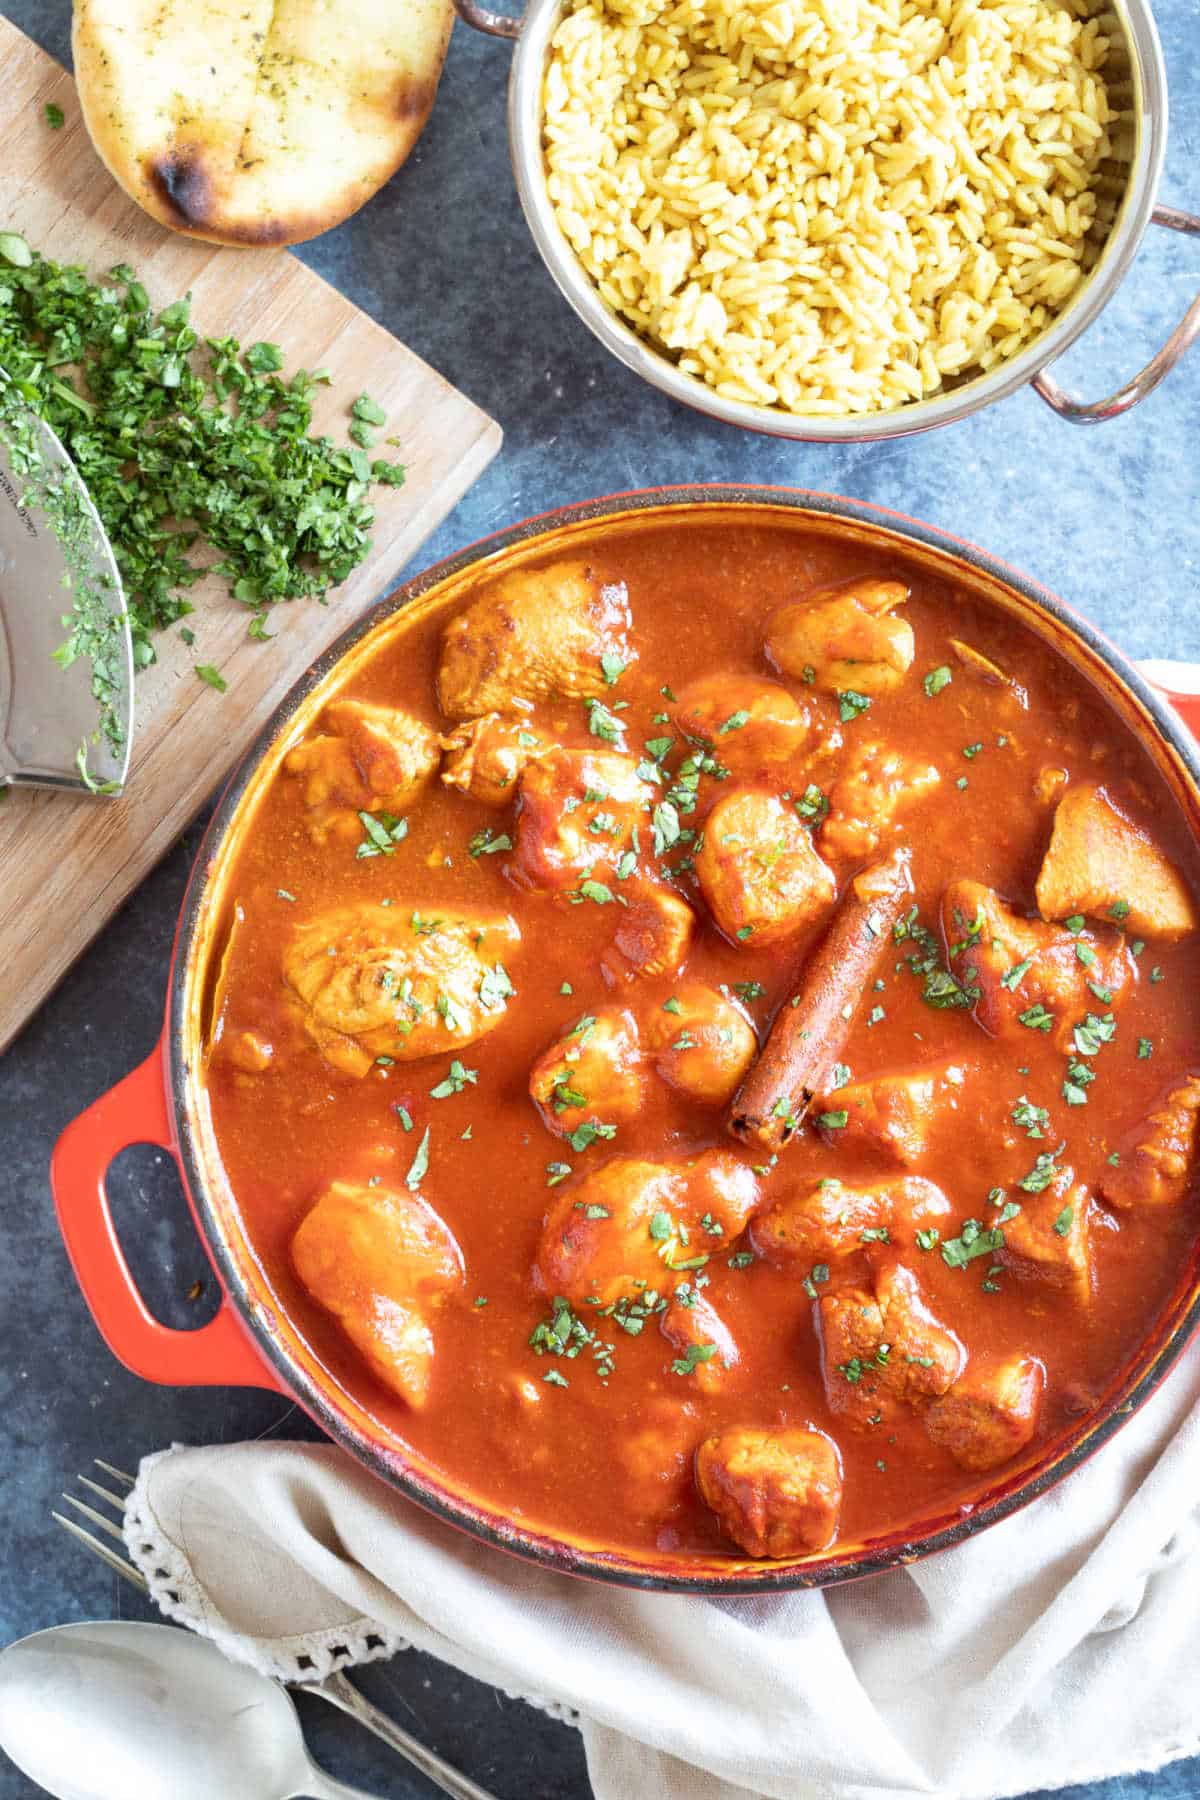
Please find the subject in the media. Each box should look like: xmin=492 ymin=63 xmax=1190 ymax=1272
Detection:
xmin=0 ymin=17 xmax=502 ymax=1054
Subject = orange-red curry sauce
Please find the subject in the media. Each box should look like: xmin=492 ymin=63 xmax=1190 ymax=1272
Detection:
xmin=203 ymin=520 xmax=1200 ymax=1562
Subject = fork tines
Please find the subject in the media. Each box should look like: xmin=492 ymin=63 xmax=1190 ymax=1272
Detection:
xmin=53 ymin=1459 xmax=148 ymax=1593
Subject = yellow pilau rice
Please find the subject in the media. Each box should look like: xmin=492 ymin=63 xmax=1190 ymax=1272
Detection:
xmin=542 ymin=0 xmax=1113 ymax=415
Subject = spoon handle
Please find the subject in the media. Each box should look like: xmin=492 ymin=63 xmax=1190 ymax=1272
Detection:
xmin=300 ymin=1670 xmax=501 ymax=1800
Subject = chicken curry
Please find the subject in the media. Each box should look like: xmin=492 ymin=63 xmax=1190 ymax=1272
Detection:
xmin=203 ymin=519 xmax=1200 ymax=1565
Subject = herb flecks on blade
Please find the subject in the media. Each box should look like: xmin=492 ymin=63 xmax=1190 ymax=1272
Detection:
xmin=0 ymin=237 xmax=406 ymax=752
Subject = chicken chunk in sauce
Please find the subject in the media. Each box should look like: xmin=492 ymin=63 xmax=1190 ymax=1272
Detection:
xmin=1036 ymin=783 xmax=1197 ymax=943
xmin=998 ymin=1177 xmax=1093 ymax=1307
xmin=283 ymin=904 xmax=520 ymax=1076
xmin=925 ymin=1355 xmax=1045 ymax=1472
xmin=671 ymin=674 xmax=811 ymax=785
xmin=821 ymin=742 xmax=940 ymax=863
xmin=764 ymin=578 xmax=913 ymax=696
xmin=660 ymin=1293 xmax=740 ymax=1393
xmin=284 ymin=700 xmax=439 ymax=843
xmin=941 ymin=880 xmax=1130 ymax=1052
xmin=292 ymin=1181 xmax=463 ymax=1407
xmin=752 ymin=1176 xmax=953 ymax=1269
xmin=812 ymin=1065 xmax=966 ymax=1166
xmin=536 ymin=1150 xmax=759 ymax=1308
xmin=696 ymin=1427 xmax=843 ymax=1558
xmin=601 ymin=882 xmax=696 ymax=985
xmin=513 ymin=747 xmax=652 ymax=893
xmin=817 ymin=1262 xmax=965 ymax=1428
xmin=530 ymin=987 xmax=756 ymax=1137
xmin=437 ymin=560 xmax=636 ymax=717
xmin=439 ymin=714 xmax=547 ymax=806
xmin=1102 ymin=1076 xmax=1200 ymax=1210
xmin=695 ymin=788 xmax=836 ymax=947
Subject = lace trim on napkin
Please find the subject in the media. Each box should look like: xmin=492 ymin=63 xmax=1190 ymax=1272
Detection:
xmin=121 ymin=1444 xmax=581 ymax=1724
xmin=123 ymin=1445 xmax=410 ymax=1685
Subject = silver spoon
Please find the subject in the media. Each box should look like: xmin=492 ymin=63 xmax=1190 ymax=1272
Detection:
xmin=0 ymin=1620 xmax=384 ymax=1800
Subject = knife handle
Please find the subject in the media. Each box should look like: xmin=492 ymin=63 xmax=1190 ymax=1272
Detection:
xmin=51 ymin=1040 xmax=283 ymax=1391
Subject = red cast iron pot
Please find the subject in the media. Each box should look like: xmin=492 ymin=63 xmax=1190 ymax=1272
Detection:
xmin=50 ymin=486 xmax=1200 ymax=1592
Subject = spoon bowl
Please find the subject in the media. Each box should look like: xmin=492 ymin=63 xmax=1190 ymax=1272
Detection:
xmin=0 ymin=1621 xmax=378 ymax=1800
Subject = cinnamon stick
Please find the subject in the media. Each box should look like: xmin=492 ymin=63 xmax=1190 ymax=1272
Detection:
xmin=727 ymin=848 xmax=914 ymax=1152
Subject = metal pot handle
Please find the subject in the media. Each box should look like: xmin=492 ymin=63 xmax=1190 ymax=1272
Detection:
xmin=1033 ymin=205 xmax=1200 ymax=423
xmin=453 ymin=0 xmax=523 ymax=39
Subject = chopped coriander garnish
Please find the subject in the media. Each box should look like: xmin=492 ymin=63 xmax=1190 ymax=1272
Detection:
xmin=478 ymin=962 xmax=515 ymax=1010
xmin=942 ymin=1220 xmax=1005 ymax=1267
xmin=560 ymin=980 xmax=573 ymax=995
xmin=672 ymin=1342 xmax=717 ymax=1377
xmin=1109 ymin=900 xmax=1131 ymax=921
xmin=430 ymin=1059 xmax=478 ymax=1099
xmin=44 ymin=102 xmax=65 ymax=129
xmin=1052 ymin=1204 xmax=1074 ymax=1237
xmin=962 ymin=742 xmax=983 ymax=759
xmin=567 ymin=1119 xmax=618 ymax=1152
xmin=357 ymin=811 xmax=408 ymax=858
xmin=1019 ymin=1003 xmax=1054 ymax=1033
xmin=924 ymin=665 xmax=952 ymax=697
xmin=736 ymin=925 xmax=754 ymax=941
xmin=838 ymin=689 xmax=871 ymax=723
xmin=546 ymin=1162 xmax=573 ymax=1186
xmin=795 ymin=783 xmax=829 ymax=824
xmin=1012 ymin=1095 xmax=1049 ymax=1138
xmin=576 ymin=879 xmax=614 ymax=906
xmin=728 ymin=1250 xmax=755 ymax=1270
xmin=586 ymin=698 xmax=624 ymax=742
xmin=718 ymin=710 xmax=751 ymax=733
xmin=1138 ymin=1037 xmax=1153 ymax=1059
xmin=395 ymin=1104 xmax=413 ymax=1132
xmin=468 ymin=827 xmax=512 ymax=858
xmin=1000 ymin=956 xmax=1034 ymax=992
xmin=1018 ymin=1147 xmax=1062 ymax=1193
xmin=404 ymin=1126 xmax=431 ymax=1190
xmin=652 ymin=801 xmax=681 ymax=855
xmin=818 ymin=1109 xmax=849 ymax=1130
xmin=915 ymin=1227 xmax=940 ymax=1251
xmin=195 ymin=663 xmax=227 ymax=692
xmin=600 ymin=650 xmax=626 ymax=685
xmin=1073 ymin=1012 xmax=1116 ymax=1056
xmin=732 ymin=980 xmax=766 ymax=1002
xmin=663 ymin=997 xmax=683 ymax=1015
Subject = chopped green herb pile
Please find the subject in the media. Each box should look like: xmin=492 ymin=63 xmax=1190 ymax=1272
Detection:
xmin=0 ymin=233 xmax=404 ymax=749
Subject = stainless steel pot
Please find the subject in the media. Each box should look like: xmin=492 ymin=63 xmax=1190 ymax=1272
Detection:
xmin=454 ymin=0 xmax=1200 ymax=440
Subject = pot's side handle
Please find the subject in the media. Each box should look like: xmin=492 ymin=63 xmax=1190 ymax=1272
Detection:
xmin=453 ymin=0 xmax=523 ymax=39
xmin=1139 ymin=659 xmax=1200 ymax=743
xmin=51 ymin=1048 xmax=284 ymax=1391
xmin=1033 ymin=206 xmax=1200 ymax=424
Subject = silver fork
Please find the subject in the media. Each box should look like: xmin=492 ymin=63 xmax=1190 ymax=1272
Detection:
xmin=54 ymin=1462 xmax=499 ymax=1800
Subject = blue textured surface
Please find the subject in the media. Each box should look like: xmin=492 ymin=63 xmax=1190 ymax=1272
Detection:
xmin=1 ymin=1 xmax=1198 ymax=1796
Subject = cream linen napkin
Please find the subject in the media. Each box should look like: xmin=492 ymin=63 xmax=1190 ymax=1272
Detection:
xmin=125 ymin=1336 xmax=1200 ymax=1800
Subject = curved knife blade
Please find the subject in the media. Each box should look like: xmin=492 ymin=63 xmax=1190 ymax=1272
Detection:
xmin=0 ymin=396 xmax=133 ymax=795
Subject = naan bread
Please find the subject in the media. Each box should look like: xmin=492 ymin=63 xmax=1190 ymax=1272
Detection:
xmin=73 ymin=0 xmax=454 ymax=247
